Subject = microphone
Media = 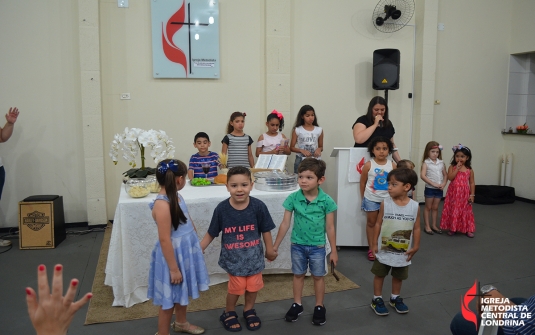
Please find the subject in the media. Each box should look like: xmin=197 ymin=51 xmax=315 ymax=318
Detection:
xmin=378 ymin=120 xmax=383 ymax=128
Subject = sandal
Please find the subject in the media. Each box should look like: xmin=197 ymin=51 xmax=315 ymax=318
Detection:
xmin=432 ymin=228 xmax=442 ymax=234
xmin=466 ymin=232 xmax=475 ymax=238
xmin=172 ymin=321 xmax=205 ymax=334
xmin=367 ymin=249 xmax=375 ymax=261
xmin=424 ymin=229 xmax=434 ymax=235
xmin=448 ymin=231 xmax=455 ymax=236
xmin=220 ymin=311 xmax=242 ymax=332
xmin=243 ymin=309 xmax=262 ymax=331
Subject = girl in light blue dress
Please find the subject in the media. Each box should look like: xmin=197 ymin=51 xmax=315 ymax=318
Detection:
xmin=148 ymin=159 xmax=209 ymax=335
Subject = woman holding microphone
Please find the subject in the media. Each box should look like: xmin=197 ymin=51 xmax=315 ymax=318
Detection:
xmin=352 ymin=96 xmax=401 ymax=163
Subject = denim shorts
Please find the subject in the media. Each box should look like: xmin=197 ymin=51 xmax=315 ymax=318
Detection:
xmin=424 ymin=187 xmax=443 ymax=199
xmin=291 ymin=244 xmax=326 ymax=276
xmin=361 ymin=197 xmax=381 ymax=212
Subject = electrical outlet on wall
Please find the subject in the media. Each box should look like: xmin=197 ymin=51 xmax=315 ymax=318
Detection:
xmin=120 ymin=93 xmax=131 ymax=100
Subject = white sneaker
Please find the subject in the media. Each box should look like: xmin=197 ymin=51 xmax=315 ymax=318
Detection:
xmin=0 ymin=239 xmax=11 ymax=247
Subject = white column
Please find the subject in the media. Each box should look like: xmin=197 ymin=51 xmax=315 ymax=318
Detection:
xmin=78 ymin=0 xmax=108 ymax=225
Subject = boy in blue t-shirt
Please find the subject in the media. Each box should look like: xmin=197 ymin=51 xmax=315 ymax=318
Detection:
xmin=200 ymin=166 xmax=277 ymax=332
xmin=188 ymin=132 xmax=219 ymax=180
xmin=273 ymin=158 xmax=338 ymax=326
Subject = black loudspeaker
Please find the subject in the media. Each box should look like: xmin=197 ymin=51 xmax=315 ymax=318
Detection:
xmin=373 ymin=49 xmax=400 ymax=90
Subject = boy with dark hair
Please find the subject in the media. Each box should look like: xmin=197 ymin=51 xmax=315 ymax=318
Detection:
xmin=200 ymin=166 xmax=277 ymax=332
xmin=370 ymin=168 xmax=421 ymax=316
xmin=273 ymin=157 xmax=337 ymax=326
xmin=188 ymin=132 xmax=219 ymax=180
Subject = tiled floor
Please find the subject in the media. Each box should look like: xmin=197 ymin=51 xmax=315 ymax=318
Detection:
xmin=1 ymin=201 xmax=534 ymax=335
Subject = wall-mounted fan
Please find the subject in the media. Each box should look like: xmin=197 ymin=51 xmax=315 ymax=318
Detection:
xmin=372 ymin=0 xmax=415 ymax=33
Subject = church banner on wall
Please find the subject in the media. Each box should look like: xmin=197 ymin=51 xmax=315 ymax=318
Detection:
xmin=151 ymin=0 xmax=220 ymax=79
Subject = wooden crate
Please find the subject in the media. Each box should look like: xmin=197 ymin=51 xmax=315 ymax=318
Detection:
xmin=18 ymin=196 xmax=65 ymax=249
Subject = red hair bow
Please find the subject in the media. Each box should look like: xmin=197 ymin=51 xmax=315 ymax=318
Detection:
xmin=271 ymin=109 xmax=283 ymax=120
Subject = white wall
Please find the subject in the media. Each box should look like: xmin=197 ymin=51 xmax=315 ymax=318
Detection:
xmin=1 ymin=0 xmax=533 ymax=228
xmin=434 ymin=0 xmax=512 ymax=189
xmin=101 ymin=0 xmax=416 ymax=219
xmin=292 ymin=0 xmax=416 ymax=194
xmin=0 ymin=1 xmax=87 ymax=227
xmin=101 ymin=0 xmax=266 ymax=218
xmin=503 ymin=0 xmax=535 ymax=199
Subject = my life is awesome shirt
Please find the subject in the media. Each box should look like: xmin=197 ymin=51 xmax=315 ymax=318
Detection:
xmin=207 ymin=197 xmax=275 ymax=277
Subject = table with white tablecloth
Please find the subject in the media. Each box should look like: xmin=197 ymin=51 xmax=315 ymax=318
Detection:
xmin=104 ymin=182 xmax=304 ymax=308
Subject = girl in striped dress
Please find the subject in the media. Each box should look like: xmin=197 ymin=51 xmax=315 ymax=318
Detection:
xmin=222 ymin=112 xmax=255 ymax=168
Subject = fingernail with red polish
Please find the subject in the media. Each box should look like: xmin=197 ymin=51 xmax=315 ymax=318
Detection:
xmin=26 ymin=288 xmax=32 ymax=295
xmin=87 ymin=293 xmax=93 ymax=299
xmin=55 ymin=265 xmax=62 ymax=271
xmin=38 ymin=265 xmax=45 ymax=271
xmin=71 ymin=280 xmax=78 ymax=287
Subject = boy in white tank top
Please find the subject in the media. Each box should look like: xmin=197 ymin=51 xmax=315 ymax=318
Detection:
xmin=370 ymin=168 xmax=421 ymax=316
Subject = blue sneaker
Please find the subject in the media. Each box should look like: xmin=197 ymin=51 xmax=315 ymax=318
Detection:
xmin=370 ymin=298 xmax=389 ymax=316
xmin=389 ymin=296 xmax=409 ymax=314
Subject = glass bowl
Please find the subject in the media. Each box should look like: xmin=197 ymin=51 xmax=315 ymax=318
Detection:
xmin=253 ymin=171 xmax=298 ymax=192
xmin=125 ymin=178 xmax=151 ymax=198
xmin=145 ymin=175 xmax=161 ymax=193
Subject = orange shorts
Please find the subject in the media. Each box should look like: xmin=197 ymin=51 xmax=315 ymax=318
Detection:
xmin=227 ymin=273 xmax=264 ymax=295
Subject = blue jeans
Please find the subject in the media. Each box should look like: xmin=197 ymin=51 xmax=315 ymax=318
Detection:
xmin=293 ymin=156 xmax=303 ymax=174
xmin=291 ymin=244 xmax=326 ymax=276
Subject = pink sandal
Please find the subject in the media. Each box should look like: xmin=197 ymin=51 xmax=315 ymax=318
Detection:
xmin=466 ymin=232 xmax=474 ymax=238
xmin=367 ymin=249 xmax=375 ymax=261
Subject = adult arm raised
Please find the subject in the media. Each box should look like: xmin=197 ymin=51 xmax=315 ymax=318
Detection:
xmin=0 ymin=107 xmax=19 ymax=143
xmin=352 ymin=115 xmax=382 ymax=145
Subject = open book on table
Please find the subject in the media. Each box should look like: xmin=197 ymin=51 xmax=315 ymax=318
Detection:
xmin=254 ymin=154 xmax=287 ymax=171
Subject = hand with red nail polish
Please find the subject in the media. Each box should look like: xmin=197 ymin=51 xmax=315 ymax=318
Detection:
xmin=25 ymin=264 xmax=92 ymax=335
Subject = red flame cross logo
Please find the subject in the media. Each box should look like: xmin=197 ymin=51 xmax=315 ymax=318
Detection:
xmin=356 ymin=157 xmax=366 ymax=174
xmin=461 ymin=280 xmax=479 ymax=331
xmin=162 ymin=0 xmax=188 ymax=75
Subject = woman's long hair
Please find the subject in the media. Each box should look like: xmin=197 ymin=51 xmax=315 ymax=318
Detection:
xmin=365 ymin=96 xmax=391 ymax=128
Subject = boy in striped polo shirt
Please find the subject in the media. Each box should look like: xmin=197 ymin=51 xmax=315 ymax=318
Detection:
xmin=188 ymin=132 xmax=219 ymax=180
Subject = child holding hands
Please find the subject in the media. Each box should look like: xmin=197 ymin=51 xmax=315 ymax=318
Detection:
xmin=371 ymin=168 xmax=420 ymax=316
xmin=148 ymin=159 xmax=210 ymax=335
xmin=273 ymin=158 xmax=337 ymax=326
xmin=200 ymin=166 xmax=277 ymax=332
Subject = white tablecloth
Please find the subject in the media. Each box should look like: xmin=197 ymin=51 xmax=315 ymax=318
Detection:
xmin=104 ymin=182 xmax=303 ymax=308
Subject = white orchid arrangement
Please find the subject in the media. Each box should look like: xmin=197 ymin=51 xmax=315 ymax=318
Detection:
xmin=109 ymin=127 xmax=175 ymax=178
